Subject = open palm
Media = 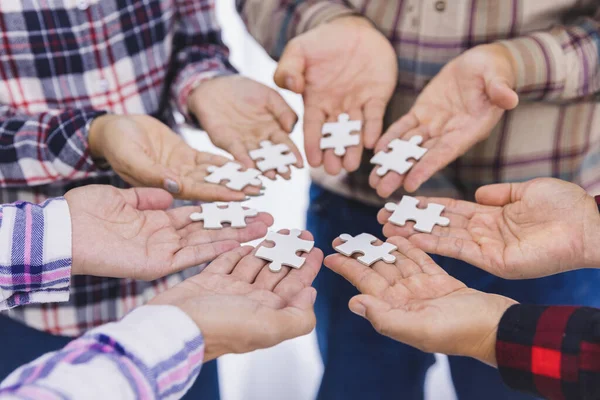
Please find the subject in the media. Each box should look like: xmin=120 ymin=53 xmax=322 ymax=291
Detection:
xmin=152 ymin=230 xmax=323 ymax=361
xmin=276 ymin=16 xmax=398 ymax=175
xmin=325 ymin=236 xmax=515 ymax=365
xmin=380 ymin=178 xmax=600 ymax=279
xmin=371 ymin=44 xmax=519 ymax=197
xmin=66 ymin=185 xmax=273 ymax=280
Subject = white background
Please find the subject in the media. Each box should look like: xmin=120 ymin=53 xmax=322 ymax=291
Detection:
xmin=183 ymin=1 xmax=457 ymax=398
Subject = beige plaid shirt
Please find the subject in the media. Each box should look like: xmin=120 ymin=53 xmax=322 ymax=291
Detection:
xmin=238 ymin=0 xmax=600 ymax=204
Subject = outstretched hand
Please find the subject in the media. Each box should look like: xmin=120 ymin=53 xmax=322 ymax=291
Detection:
xmin=151 ymin=230 xmax=323 ymax=361
xmin=275 ymin=16 xmax=398 ymax=175
xmin=379 ymin=178 xmax=600 ymax=279
xmin=67 ymin=185 xmax=273 ymax=280
xmin=325 ymin=236 xmax=516 ymax=366
xmin=370 ymin=44 xmax=519 ymax=197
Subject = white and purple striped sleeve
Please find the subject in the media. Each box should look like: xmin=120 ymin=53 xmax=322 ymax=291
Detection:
xmin=0 ymin=198 xmax=72 ymax=310
xmin=0 ymin=305 xmax=205 ymax=400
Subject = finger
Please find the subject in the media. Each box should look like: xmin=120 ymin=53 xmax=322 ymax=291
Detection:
xmin=272 ymin=248 xmax=323 ymax=301
xmin=120 ymin=187 xmax=174 ymax=210
xmin=267 ymin=90 xmax=299 ymax=133
xmin=254 ymin=230 xmax=317 ymax=291
xmin=288 ymin=286 xmax=318 ymax=310
xmin=486 ymin=77 xmax=519 ymax=110
xmin=387 ymin=236 xmax=446 ymax=276
xmin=304 ymin=106 xmax=326 ymax=167
xmin=408 ymin=234 xmax=485 ymax=270
xmin=232 ymin=231 xmax=294 ymax=283
xmin=213 ymin=133 xmax=255 ymax=170
xmin=342 ymin=108 xmax=364 ymax=173
xmin=274 ymin=40 xmax=306 ymax=93
xmin=204 ymin=246 xmax=254 ymax=274
xmin=375 ymin=114 xmax=419 ymax=153
xmin=475 ymin=182 xmax=520 ymax=207
xmin=363 ymin=98 xmax=387 ymax=149
xmin=324 ymin=253 xmax=390 ymax=295
xmin=171 ymin=240 xmax=241 ymax=271
xmin=183 ymin=220 xmax=270 ymax=247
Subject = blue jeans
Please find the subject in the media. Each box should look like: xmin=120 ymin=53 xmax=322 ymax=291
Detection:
xmin=307 ymin=184 xmax=600 ymax=400
xmin=0 ymin=315 xmax=220 ymax=399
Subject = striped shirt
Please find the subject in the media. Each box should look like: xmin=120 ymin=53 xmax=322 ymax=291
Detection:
xmin=238 ymin=0 xmax=600 ymax=205
xmin=0 ymin=0 xmax=235 ymax=336
xmin=0 ymin=306 xmax=204 ymax=400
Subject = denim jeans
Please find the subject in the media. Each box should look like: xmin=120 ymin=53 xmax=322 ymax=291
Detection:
xmin=307 ymin=184 xmax=600 ymax=400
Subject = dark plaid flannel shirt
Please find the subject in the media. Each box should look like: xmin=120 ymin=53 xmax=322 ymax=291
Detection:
xmin=496 ymin=196 xmax=600 ymax=399
xmin=0 ymin=0 xmax=236 ymax=336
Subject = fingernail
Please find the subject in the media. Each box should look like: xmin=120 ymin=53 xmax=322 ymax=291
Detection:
xmin=350 ymin=302 xmax=366 ymax=318
xmin=286 ymin=77 xmax=295 ymax=90
xmin=164 ymin=179 xmax=180 ymax=194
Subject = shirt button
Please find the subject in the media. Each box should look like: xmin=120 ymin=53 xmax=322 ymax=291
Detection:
xmin=435 ymin=1 xmax=446 ymax=12
xmin=98 ymin=79 xmax=110 ymax=93
xmin=77 ymin=1 xmax=89 ymax=10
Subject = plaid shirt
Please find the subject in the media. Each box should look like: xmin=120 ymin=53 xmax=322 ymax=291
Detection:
xmin=497 ymin=304 xmax=600 ymax=400
xmin=0 ymin=0 xmax=236 ymax=336
xmin=0 ymin=306 xmax=205 ymax=400
xmin=238 ymin=0 xmax=600 ymax=205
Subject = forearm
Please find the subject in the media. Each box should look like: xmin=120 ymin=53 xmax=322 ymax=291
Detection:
xmin=0 ymin=306 xmax=204 ymax=400
xmin=0 ymin=198 xmax=72 ymax=310
xmin=0 ymin=106 xmax=109 ymax=187
xmin=172 ymin=0 xmax=237 ymax=123
xmin=499 ymin=8 xmax=600 ymax=102
xmin=496 ymin=304 xmax=600 ymax=399
xmin=236 ymin=0 xmax=357 ymax=59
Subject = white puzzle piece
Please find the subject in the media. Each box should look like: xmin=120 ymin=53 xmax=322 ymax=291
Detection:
xmin=370 ymin=136 xmax=428 ymax=176
xmin=334 ymin=233 xmax=397 ymax=267
xmin=204 ymin=162 xmax=262 ymax=191
xmin=385 ymin=196 xmax=450 ymax=233
xmin=255 ymin=229 xmax=315 ymax=272
xmin=190 ymin=202 xmax=258 ymax=229
xmin=249 ymin=140 xmax=298 ymax=174
xmin=320 ymin=113 xmax=362 ymax=156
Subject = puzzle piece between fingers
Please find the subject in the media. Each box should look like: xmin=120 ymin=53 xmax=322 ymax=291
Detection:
xmin=249 ymin=140 xmax=297 ymax=174
xmin=255 ymin=229 xmax=315 ymax=272
xmin=334 ymin=233 xmax=397 ymax=267
xmin=370 ymin=136 xmax=428 ymax=176
xmin=385 ymin=196 xmax=450 ymax=233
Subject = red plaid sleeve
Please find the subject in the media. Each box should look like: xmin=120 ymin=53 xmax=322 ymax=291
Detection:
xmin=171 ymin=0 xmax=237 ymax=125
xmin=0 ymin=105 xmax=107 ymax=188
xmin=496 ymin=304 xmax=600 ymax=400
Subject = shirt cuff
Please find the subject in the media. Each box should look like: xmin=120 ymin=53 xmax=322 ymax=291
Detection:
xmin=0 ymin=198 xmax=72 ymax=310
xmin=87 ymin=305 xmax=204 ymax=399
xmin=499 ymin=33 xmax=565 ymax=101
xmin=496 ymin=304 xmax=600 ymax=399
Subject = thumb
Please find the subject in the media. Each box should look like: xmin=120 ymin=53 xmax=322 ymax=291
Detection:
xmin=349 ymin=294 xmax=391 ymax=320
xmin=485 ymin=76 xmax=519 ymax=110
xmin=274 ymin=41 xmax=306 ymax=93
xmin=120 ymin=187 xmax=174 ymax=210
xmin=475 ymin=182 xmax=523 ymax=207
xmin=289 ymin=287 xmax=318 ymax=310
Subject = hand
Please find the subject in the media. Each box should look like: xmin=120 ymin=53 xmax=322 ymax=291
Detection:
xmin=188 ymin=75 xmax=302 ymax=179
xmin=66 ymin=185 xmax=273 ymax=280
xmin=370 ymin=44 xmax=519 ymax=197
xmin=275 ymin=16 xmax=398 ymax=175
xmin=151 ymin=230 xmax=323 ymax=361
xmin=379 ymin=178 xmax=600 ymax=279
xmin=88 ymin=114 xmax=260 ymax=201
xmin=324 ymin=236 xmax=516 ymax=366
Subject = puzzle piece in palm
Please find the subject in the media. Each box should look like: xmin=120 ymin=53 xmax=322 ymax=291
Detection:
xmin=255 ymin=229 xmax=315 ymax=272
xmin=370 ymin=136 xmax=428 ymax=176
xmin=190 ymin=202 xmax=258 ymax=229
xmin=320 ymin=113 xmax=362 ymax=156
xmin=334 ymin=233 xmax=397 ymax=266
xmin=204 ymin=162 xmax=262 ymax=191
xmin=385 ymin=196 xmax=450 ymax=233
xmin=249 ymin=140 xmax=298 ymax=174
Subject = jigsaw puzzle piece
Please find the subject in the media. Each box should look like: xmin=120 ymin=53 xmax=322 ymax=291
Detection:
xmin=255 ymin=229 xmax=315 ymax=272
xmin=320 ymin=113 xmax=362 ymax=157
xmin=370 ymin=136 xmax=428 ymax=176
xmin=190 ymin=202 xmax=258 ymax=230
xmin=204 ymin=162 xmax=263 ymax=191
xmin=335 ymin=233 xmax=397 ymax=266
xmin=385 ymin=196 xmax=450 ymax=233
xmin=249 ymin=140 xmax=298 ymax=174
